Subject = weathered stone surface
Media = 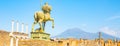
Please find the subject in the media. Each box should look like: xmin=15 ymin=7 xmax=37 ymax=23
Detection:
xmin=0 ymin=30 xmax=10 ymax=46
xmin=18 ymin=39 xmax=58 ymax=46
xmin=31 ymin=32 xmax=50 ymax=41
xmin=1 ymin=30 xmax=120 ymax=46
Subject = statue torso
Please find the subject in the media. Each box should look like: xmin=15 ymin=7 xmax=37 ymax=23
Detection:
xmin=44 ymin=13 xmax=50 ymax=21
xmin=35 ymin=11 xmax=51 ymax=22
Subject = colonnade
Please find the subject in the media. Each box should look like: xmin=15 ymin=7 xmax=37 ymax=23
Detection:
xmin=9 ymin=20 xmax=29 ymax=46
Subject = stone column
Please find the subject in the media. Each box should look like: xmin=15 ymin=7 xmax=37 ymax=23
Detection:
xmin=16 ymin=21 xmax=19 ymax=32
xmin=10 ymin=20 xmax=15 ymax=46
xmin=21 ymin=23 xmax=24 ymax=33
xmin=25 ymin=24 xmax=28 ymax=34
xmin=12 ymin=20 xmax=14 ymax=33
xmin=16 ymin=38 xmax=19 ymax=46
xmin=10 ymin=37 xmax=14 ymax=46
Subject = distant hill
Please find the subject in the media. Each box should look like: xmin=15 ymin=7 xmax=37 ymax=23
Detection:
xmin=53 ymin=28 xmax=120 ymax=40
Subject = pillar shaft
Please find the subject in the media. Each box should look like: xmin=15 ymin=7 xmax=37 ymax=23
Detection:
xmin=21 ymin=23 xmax=24 ymax=33
xmin=16 ymin=21 xmax=19 ymax=32
xmin=16 ymin=39 xmax=19 ymax=46
xmin=12 ymin=20 xmax=14 ymax=33
xmin=26 ymin=24 xmax=28 ymax=34
xmin=10 ymin=37 xmax=14 ymax=46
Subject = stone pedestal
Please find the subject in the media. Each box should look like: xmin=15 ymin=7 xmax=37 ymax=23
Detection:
xmin=31 ymin=32 xmax=50 ymax=41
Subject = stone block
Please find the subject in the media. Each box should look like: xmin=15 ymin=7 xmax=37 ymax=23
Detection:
xmin=31 ymin=32 xmax=50 ymax=41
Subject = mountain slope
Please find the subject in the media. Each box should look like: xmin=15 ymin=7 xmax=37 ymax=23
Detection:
xmin=53 ymin=28 xmax=120 ymax=40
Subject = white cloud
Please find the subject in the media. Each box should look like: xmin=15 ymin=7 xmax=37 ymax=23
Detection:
xmin=100 ymin=27 xmax=120 ymax=38
xmin=106 ymin=16 xmax=120 ymax=21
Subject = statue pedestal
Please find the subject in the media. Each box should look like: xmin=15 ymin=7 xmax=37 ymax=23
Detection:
xmin=31 ymin=32 xmax=50 ymax=41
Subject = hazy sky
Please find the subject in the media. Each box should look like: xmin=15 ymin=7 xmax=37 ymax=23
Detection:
xmin=0 ymin=0 xmax=120 ymax=37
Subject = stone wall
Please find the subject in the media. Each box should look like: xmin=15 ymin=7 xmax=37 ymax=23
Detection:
xmin=0 ymin=30 xmax=10 ymax=46
xmin=1 ymin=30 xmax=120 ymax=46
xmin=18 ymin=39 xmax=58 ymax=46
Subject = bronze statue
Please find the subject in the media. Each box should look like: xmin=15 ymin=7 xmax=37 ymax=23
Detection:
xmin=32 ymin=2 xmax=54 ymax=32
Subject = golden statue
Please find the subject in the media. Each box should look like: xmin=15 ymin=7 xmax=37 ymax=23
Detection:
xmin=32 ymin=2 xmax=54 ymax=32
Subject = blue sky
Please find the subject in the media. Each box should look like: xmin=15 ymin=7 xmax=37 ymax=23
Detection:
xmin=0 ymin=0 xmax=120 ymax=37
